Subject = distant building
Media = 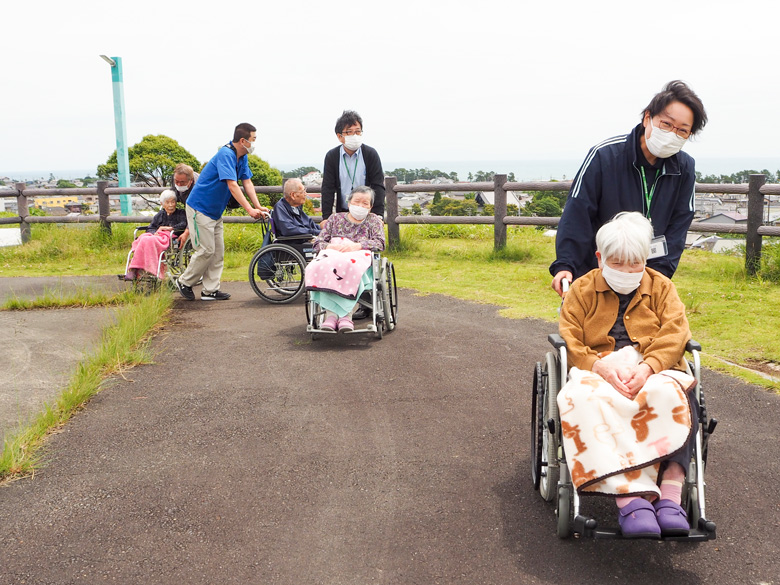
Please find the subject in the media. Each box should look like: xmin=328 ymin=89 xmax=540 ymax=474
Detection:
xmin=694 ymin=212 xmax=748 ymax=225
xmin=34 ymin=196 xmax=78 ymax=209
xmin=302 ymin=171 xmax=322 ymax=187
xmin=474 ymin=191 xmax=523 ymax=207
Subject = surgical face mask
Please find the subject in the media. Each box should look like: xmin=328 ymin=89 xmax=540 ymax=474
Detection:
xmin=174 ymin=184 xmax=189 ymax=193
xmin=645 ymin=123 xmax=687 ymax=159
xmin=349 ymin=204 xmax=369 ymax=221
xmin=344 ymin=133 xmax=363 ymax=151
xmin=244 ymin=139 xmax=255 ymax=155
xmin=601 ymin=263 xmax=644 ymax=295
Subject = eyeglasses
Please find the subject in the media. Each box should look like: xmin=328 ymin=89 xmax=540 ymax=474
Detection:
xmin=339 ymin=129 xmax=363 ymax=136
xmin=656 ymin=118 xmax=691 ymax=139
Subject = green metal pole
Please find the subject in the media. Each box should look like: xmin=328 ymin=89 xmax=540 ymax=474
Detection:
xmin=108 ymin=56 xmax=132 ymax=216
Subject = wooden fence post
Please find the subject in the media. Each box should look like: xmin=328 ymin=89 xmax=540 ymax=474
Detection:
xmin=97 ymin=180 xmax=112 ymax=235
xmin=493 ymin=174 xmax=507 ymax=250
xmin=746 ymin=173 xmax=766 ymax=276
xmin=385 ymin=176 xmax=400 ymax=249
xmin=15 ymin=182 xmax=31 ymax=244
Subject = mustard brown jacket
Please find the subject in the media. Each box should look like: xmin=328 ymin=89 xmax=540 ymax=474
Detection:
xmin=559 ymin=267 xmax=690 ymax=374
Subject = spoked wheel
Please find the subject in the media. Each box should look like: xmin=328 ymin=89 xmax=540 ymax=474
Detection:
xmin=133 ymin=271 xmax=161 ymax=295
xmin=165 ymin=241 xmax=192 ymax=289
xmin=531 ymin=362 xmax=544 ymax=490
xmin=248 ymin=244 xmax=307 ymax=303
xmin=382 ymin=259 xmax=397 ymax=331
xmin=539 ymin=352 xmax=561 ymax=502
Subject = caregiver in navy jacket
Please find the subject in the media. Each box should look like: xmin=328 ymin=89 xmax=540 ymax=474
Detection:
xmin=550 ymin=80 xmax=707 ymax=296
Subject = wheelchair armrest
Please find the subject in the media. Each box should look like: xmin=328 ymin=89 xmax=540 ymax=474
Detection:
xmin=274 ymin=235 xmax=314 ymax=243
xmin=133 ymin=225 xmax=151 ymax=237
xmin=548 ymin=333 xmax=567 ymax=349
xmin=686 ymin=339 xmax=702 ymax=353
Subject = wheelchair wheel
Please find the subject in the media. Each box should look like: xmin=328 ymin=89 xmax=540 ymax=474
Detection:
xmin=531 ymin=362 xmax=544 ymax=489
xmin=556 ymin=485 xmax=573 ymax=538
xmin=382 ymin=259 xmax=398 ymax=331
xmin=132 ymin=271 xmax=160 ymax=295
xmin=165 ymin=241 xmax=192 ymax=288
xmin=539 ymin=351 xmax=561 ymax=502
xmin=248 ymin=244 xmax=306 ymax=303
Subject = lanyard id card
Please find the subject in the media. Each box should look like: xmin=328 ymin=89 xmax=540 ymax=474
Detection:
xmin=648 ymin=235 xmax=668 ymax=259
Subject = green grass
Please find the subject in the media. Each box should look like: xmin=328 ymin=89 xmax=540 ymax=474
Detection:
xmin=1 ymin=286 xmax=137 ymax=310
xmin=0 ymin=290 xmax=172 ymax=481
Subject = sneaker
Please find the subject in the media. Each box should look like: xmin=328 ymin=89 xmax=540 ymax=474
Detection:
xmin=320 ymin=315 xmax=338 ymax=332
xmin=201 ymin=290 xmax=231 ymax=301
xmin=178 ymin=283 xmax=195 ymax=301
xmin=352 ymin=306 xmax=370 ymax=320
xmin=337 ymin=316 xmax=354 ymax=332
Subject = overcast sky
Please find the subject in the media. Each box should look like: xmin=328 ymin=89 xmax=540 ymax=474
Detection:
xmin=2 ymin=0 xmax=778 ymax=179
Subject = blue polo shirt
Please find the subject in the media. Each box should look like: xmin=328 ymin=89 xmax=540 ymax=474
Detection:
xmin=186 ymin=145 xmax=253 ymax=220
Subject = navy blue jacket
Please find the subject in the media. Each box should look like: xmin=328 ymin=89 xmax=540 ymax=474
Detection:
xmin=272 ymin=198 xmax=320 ymax=238
xmin=550 ymin=124 xmax=696 ymax=280
xmin=321 ymin=143 xmax=385 ymax=220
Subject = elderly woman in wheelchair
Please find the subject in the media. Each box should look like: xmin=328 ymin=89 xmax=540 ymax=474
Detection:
xmin=305 ymin=186 xmax=393 ymax=336
xmin=533 ymin=211 xmax=716 ymax=540
xmin=123 ymin=190 xmax=190 ymax=287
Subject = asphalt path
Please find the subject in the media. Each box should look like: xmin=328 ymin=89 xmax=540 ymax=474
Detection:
xmin=0 ymin=283 xmax=778 ymax=584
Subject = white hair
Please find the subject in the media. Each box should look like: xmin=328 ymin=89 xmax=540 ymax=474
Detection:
xmin=159 ymin=190 xmax=177 ymax=205
xmin=596 ymin=212 xmax=653 ymax=264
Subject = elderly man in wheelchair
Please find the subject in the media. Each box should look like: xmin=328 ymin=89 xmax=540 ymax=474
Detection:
xmin=122 ymin=189 xmax=192 ymax=290
xmin=304 ymin=185 xmax=396 ymax=338
xmin=531 ymin=212 xmax=716 ymax=540
xmin=248 ymin=178 xmax=318 ymax=303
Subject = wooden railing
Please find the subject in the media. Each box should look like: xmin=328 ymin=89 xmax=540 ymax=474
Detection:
xmin=2 ymin=175 xmax=779 ymax=275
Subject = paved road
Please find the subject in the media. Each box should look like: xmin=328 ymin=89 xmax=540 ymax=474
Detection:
xmin=0 ymin=283 xmax=778 ymax=584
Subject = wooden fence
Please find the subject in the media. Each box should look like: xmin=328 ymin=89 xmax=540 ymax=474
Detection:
xmin=2 ymin=175 xmax=779 ymax=274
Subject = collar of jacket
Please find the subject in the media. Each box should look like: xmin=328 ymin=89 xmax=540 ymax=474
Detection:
xmin=628 ymin=123 xmax=682 ymax=177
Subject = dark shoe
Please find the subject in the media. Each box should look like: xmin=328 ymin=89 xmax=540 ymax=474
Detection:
xmin=618 ymin=499 xmax=661 ymax=539
xmin=654 ymin=499 xmax=689 ymax=536
xmin=201 ymin=290 xmax=231 ymax=301
xmin=352 ymin=306 xmax=370 ymax=320
xmin=178 ymin=283 xmax=195 ymax=301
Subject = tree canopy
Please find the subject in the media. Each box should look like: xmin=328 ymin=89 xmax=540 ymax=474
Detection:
xmin=97 ymin=135 xmax=201 ymax=187
xmin=386 ymin=167 xmax=459 ymax=183
xmin=696 ymin=169 xmax=779 ymax=184
xmin=282 ymin=166 xmax=319 ymax=179
xmin=521 ymin=190 xmax=566 ymax=217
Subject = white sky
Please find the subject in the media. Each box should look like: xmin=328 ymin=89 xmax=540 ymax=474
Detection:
xmin=1 ymin=0 xmax=778 ymax=177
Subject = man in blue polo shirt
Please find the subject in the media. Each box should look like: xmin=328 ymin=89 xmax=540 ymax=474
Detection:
xmin=177 ymin=122 xmax=269 ymax=301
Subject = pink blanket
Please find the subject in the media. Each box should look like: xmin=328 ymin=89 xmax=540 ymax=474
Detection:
xmin=126 ymin=231 xmax=171 ymax=279
xmin=304 ymin=245 xmax=372 ymax=299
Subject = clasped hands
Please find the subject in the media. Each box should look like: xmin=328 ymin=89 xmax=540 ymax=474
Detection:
xmin=592 ymin=359 xmax=653 ymax=399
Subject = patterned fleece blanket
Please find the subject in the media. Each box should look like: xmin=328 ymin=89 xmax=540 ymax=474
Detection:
xmin=126 ymin=231 xmax=171 ymax=279
xmin=304 ymin=239 xmax=373 ymax=299
xmin=556 ymin=347 xmax=694 ymax=498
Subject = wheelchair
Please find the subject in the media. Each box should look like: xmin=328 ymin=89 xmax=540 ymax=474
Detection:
xmin=247 ymin=217 xmax=315 ymax=304
xmin=121 ymin=226 xmax=193 ymax=293
xmin=306 ymin=252 xmax=398 ymax=340
xmin=530 ymin=334 xmax=718 ymax=540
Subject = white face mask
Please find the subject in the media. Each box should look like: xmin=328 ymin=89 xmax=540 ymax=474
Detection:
xmin=343 ymin=134 xmax=363 ymax=151
xmin=601 ymin=264 xmax=644 ymax=295
xmin=174 ymin=184 xmax=189 ymax=193
xmin=348 ymin=204 xmax=369 ymax=221
xmin=244 ymin=140 xmax=255 ymax=155
xmin=645 ymin=122 xmax=687 ymax=159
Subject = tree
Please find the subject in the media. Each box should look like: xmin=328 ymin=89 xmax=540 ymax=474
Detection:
xmin=57 ymin=179 xmax=77 ymax=188
xmin=283 ymin=166 xmax=319 ymax=179
xmin=521 ymin=195 xmax=561 ymax=217
xmin=97 ymin=134 xmax=201 ymax=187
xmin=411 ymin=203 xmax=422 ymax=216
xmin=247 ymin=155 xmax=284 ymax=206
xmin=508 ymin=172 xmax=516 ymax=182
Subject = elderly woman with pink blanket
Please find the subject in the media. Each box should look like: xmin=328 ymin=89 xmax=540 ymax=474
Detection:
xmin=304 ymin=186 xmax=385 ymax=332
xmin=557 ymin=212 xmax=697 ymax=539
xmin=125 ymin=190 xmax=188 ymax=280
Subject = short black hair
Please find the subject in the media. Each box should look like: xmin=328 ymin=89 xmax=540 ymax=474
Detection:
xmin=233 ymin=123 xmax=257 ymax=142
xmin=334 ymin=110 xmax=363 ymax=134
xmin=641 ymin=81 xmax=707 ymax=136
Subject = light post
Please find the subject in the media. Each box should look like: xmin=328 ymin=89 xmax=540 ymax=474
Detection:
xmin=100 ymin=55 xmax=131 ymax=216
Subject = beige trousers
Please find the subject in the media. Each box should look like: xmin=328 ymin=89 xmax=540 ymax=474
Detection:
xmin=178 ymin=205 xmax=224 ymax=293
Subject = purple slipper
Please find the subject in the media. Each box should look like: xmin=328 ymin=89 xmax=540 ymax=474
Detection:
xmin=618 ymin=499 xmax=661 ymax=539
xmin=654 ymin=499 xmax=689 ymax=536
xmin=320 ymin=315 xmax=338 ymax=332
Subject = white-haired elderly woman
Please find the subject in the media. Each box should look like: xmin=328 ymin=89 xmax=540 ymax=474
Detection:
xmin=125 ymin=190 xmax=188 ymax=280
xmin=304 ymin=186 xmax=385 ymax=332
xmin=557 ymin=211 xmax=697 ymax=539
